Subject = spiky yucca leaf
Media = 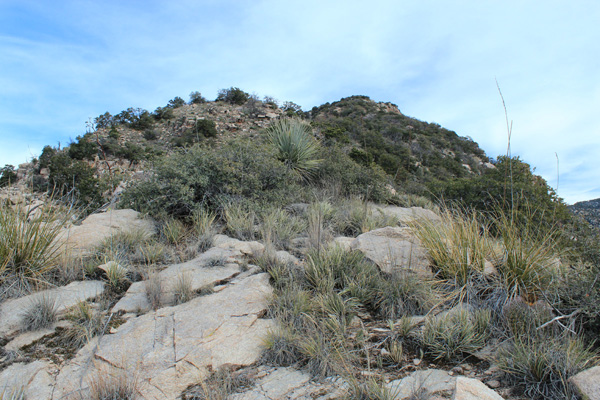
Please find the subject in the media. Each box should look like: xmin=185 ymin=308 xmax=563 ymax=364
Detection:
xmin=266 ymin=118 xmax=322 ymax=180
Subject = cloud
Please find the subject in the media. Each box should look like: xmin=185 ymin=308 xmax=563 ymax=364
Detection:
xmin=1 ymin=0 xmax=599 ymax=203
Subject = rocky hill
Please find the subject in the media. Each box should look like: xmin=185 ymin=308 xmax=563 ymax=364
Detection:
xmin=570 ymin=197 xmax=600 ymax=231
xmin=1 ymin=88 xmax=599 ymax=400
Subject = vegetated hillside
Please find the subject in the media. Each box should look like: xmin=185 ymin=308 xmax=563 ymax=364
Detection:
xmin=13 ymin=90 xmax=493 ymax=211
xmin=570 ymin=197 xmax=600 ymax=231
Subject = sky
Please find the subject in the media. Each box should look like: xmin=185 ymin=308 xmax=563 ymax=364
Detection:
xmin=1 ymin=0 xmax=599 ymax=204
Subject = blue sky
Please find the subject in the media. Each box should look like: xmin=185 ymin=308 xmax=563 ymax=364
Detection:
xmin=1 ymin=0 xmax=599 ymax=203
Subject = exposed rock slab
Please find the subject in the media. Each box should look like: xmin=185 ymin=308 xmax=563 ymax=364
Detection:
xmin=0 ymin=280 xmax=105 ymax=338
xmin=0 ymin=360 xmax=56 ymax=400
xmin=569 ymin=366 xmax=600 ymax=400
xmin=230 ymin=367 xmax=345 ymax=400
xmin=112 ymin=252 xmax=241 ymax=313
xmin=372 ymin=205 xmax=441 ymax=225
xmin=453 ymin=377 xmax=504 ymax=400
xmin=213 ymin=234 xmax=265 ymax=258
xmin=56 ymin=208 xmax=156 ymax=256
xmin=53 ymin=273 xmax=274 ymax=400
xmin=5 ymin=320 xmax=72 ymax=351
xmin=387 ymin=369 xmax=455 ymax=399
xmin=351 ymin=226 xmax=430 ymax=275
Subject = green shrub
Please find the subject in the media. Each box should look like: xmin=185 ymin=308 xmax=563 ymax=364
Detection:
xmin=120 ymin=139 xmax=299 ymax=218
xmin=153 ymin=106 xmax=175 ymax=121
xmin=47 ymin=152 xmax=103 ymax=207
xmin=0 ymin=164 xmax=17 ymax=187
xmin=216 ymin=87 xmax=249 ymax=105
xmin=193 ymin=119 xmax=218 ymax=138
xmin=189 ymin=91 xmax=207 ymax=104
xmin=68 ymin=135 xmax=97 ymax=160
xmin=167 ymin=96 xmax=185 ymax=108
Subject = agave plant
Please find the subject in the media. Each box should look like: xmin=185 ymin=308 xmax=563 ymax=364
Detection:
xmin=266 ymin=118 xmax=322 ymax=180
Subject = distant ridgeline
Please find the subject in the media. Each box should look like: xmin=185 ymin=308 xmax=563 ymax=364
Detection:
xmin=570 ymin=198 xmax=600 ymax=231
xmin=4 ymin=89 xmax=570 ymax=225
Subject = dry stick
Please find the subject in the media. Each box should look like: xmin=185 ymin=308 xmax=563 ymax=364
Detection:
xmin=495 ymin=79 xmax=514 ymax=217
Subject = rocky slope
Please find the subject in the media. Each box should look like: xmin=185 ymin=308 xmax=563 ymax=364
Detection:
xmin=570 ymin=197 xmax=600 ymax=231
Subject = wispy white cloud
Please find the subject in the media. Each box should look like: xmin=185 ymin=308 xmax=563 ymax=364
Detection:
xmin=1 ymin=0 xmax=599 ymax=203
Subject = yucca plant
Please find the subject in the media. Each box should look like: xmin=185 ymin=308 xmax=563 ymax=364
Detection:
xmin=266 ymin=117 xmax=322 ymax=180
xmin=0 ymin=198 xmax=71 ymax=282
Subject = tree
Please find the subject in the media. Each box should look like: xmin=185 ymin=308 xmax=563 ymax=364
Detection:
xmin=167 ymin=97 xmax=185 ymax=108
xmin=189 ymin=91 xmax=207 ymax=104
xmin=0 ymin=164 xmax=17 ymax=187
xmin=216 ymin=87 xmax=249 ymax=105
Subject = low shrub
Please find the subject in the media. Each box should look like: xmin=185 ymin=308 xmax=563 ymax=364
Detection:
xmin=184 ymin=366 xmax=254 ymax=400
xmin=88 ymin=369 xmax=138 ymax=400
xmin=216 ymin=87 xmax=249 ymax=105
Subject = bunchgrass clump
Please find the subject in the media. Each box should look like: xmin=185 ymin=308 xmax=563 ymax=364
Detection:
xmin=144 ymin=271 xmax=163 ymax=310
xmin=88 ymin=369 xmax=138 ymax=400
xmin=138 ymin=241 xmax=169 ymax=266
xmin=332 ymin=198 xmax=398 ymax=237
xmin=223 ymin=203 xmax=257 ymax=241
xmin=191 ymin=207 xmax=216 ymax=252
xmin=0 ymin=386 xmax=25 ymax=400
xmin=345 ymin=378 xmax=396 ymax=400
xmin=259 ymin=208 xmax=306 ymax=250
xmin=65 ymin=301 xmax=104 ymax=347
xmin=496 ymin=336 xmax=597 ymax=399
xmin=173 ymin=272 xmax=193 ymax=305
xmin=410 ymin=206 xmax=490 ymax=288
xmin=185 ymin=366 xmax=254 ymax=400
xmin=421 ymin=308 xmax=488 ymax=362
xmin=20 ymin=293 xmax=58 ymax=331
xmin=160 ymin=217 xmax=189 ymax=246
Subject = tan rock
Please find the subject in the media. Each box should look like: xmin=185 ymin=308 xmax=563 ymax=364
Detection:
xmin=569 ymin=366 xmax=600 ymax=400
xmin=213 ymin=234 xmax=265 ymax=257
xmin=351 ymin=226 xmax=430 ymax=275
xmin=56 ymin=208 xmax=155 ymax=256
xmin=387 ymin=369 xmax=455 ymax=399
xmin=53 ymin=273 xmax=274 ymax=400
xmin=372 ymin=205 xmax=441 ymax=225
xmin=453 ymin=377 xmax=504 ymax=400
xmin=0 ymin=361 xmax=57 ymax=400
xmin=0 ymin=280 xmax=105 ymax=338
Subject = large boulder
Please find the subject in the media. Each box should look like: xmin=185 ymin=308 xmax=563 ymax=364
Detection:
xmin=0 ymin=280 xmax=105 ymax=338
xmin=373 ymin=205 xmax=441 ymax=225
xmin=351 ymin=226 xmax=431 ymax=275
xmin=569 ymin=366 xmax=600 ymax=400
xmin=52 ymin=273 xmax=274 ymax=400
xmin=0 ymin=361 xmax=57 ymax=400
xmin=56 ymin=208 xmax=156 ymax=256
xmin=453 ymin=377 xmax=504 ymax=400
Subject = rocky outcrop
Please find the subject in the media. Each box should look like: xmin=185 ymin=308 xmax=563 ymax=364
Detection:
xmin=350 ymin=226 xmax=431 ymax=275
xmin=387 ymin=369 xmax=455 ymax=399
xmin=373 ymin=205 xmax=441 ymax=226
xmin=0 ymin=361 xmax=57 ymax=399
xmin=52 ymin=273 xmax=274 ymax=400
xmin=569 ymin=366 xmax=600 ymax=400
xmin=0 ymin=280 xmax=105 ymax=338
xmin=453 ymin=377 xmax=504 ymax=400
xmin=56 ymin=208 xmax=156 ymax=256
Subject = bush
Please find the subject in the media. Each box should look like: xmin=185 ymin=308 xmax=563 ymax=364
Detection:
xmin=120 ymin=139 xmax=299 ymax=218
xmin=0 ymin=164 xmax=17 ymax=187
xmin=167 ymin=96 xmax=185 ymax=108
xmin=47 ymin=152 xmax=103 ymax=207
xmin=153 ymin=106 xmax=175 ymax=121
xmin=189 ymin=91 xmax=207 ymax=104
xmin=68 ymin=135 xmax=97 ymax=160
xmin=193 ymin=119 xmax=218 ymax=138
xmin=216 ymin=87 xmax=249 ymax=105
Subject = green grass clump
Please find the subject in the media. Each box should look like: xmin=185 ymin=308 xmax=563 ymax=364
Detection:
xmin=65 ymin=301 xmax=104 ymax=347
xmin=223 ymin=203 xmax=257 ymax=241
xmin=185 ymin=366 xmax=254 ymax=400
xmin=496 ymin=336 xmax=597 ymax=400
xmin=421 ymin=308 xmax=488 ymax=362
xmin=411 ymin=206 xmax=489 ymax=288
xmin=259 ymin=208 xmax=306 ymax=250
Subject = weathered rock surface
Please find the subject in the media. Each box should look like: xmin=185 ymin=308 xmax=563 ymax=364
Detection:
xmin=569 ymin=366 xmax=600 ymax=400
xmin=52 ymin=273 xmax=274 ymax=400
xmin=0 ymin=361 xmax=57 ymax=399
xmin=351 ymin=227 xmax=430 ymax=275
xmin=112 ymin=250 xmax=241 ymax=313
xmin=387 ymin=369 xmax=455 ymax=399
xmin=0 ymin=280 xmax=105 ymax=338
xmin=213 ymin=234 xmax=265 ymax=258
xmin=453 ymin=377 xmax=504 ymax=400
xmin=5 ymin=320 xmax=72 ymax=351
xmin=231 ymin=367 xmax=345 ymax=400
xmin=373 ymin=205 xmax=441 ymax=225
xmin=56 ymin=208 xmax=156 ymax=256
